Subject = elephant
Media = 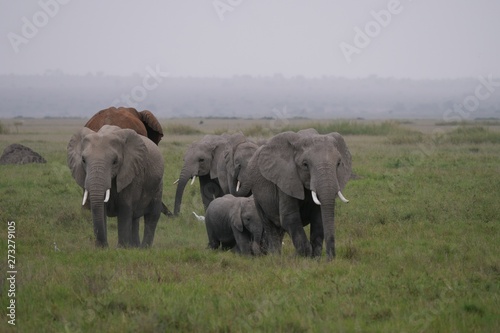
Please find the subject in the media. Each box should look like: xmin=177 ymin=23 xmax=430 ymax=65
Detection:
xmin=85 ymin=106 xmax=164 ymax=145
xmin=223 ymin=132 xmax=260 ymax=195
xmin=236 ymin=129 xmax=351 ymax=260
xmin=173 ymin=134 xmax=229 ymax=215
xmin=84 ymin=106 xmax=172 ymax=216
xmin=204 ymin=194 xmax=264 ymax=255
xmin=67 ymin=125 xmax=164 ymax=248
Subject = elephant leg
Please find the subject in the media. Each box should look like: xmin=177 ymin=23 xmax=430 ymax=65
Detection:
xmin=279 ymin=192 xmax=311 ymax=257
xmin=207 ymin=239 xmax=220 ymax=250
xmin=221 ymin=240 xmax=236 ymax=251
xmin=142 ymin=209 xmax=160 ymax=248
xmin=309 ymin=204 xmax=324 ymax=257
xmin=234 ymin=232 xmax=252 ymax=255
xmin=117 ymin=213 xmax=133 ymax=248
xmin=131 ymin=217 xmax=140 ymax=247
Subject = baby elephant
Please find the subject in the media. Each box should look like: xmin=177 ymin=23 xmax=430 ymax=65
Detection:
xmin=204 ymin=195 xmax=264 ymax=255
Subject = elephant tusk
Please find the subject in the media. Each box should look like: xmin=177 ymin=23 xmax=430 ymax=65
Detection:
xmin=173 ymin=179 xmax=179 ymax=185
xmin=236 ymin=181 xmax=240 ymax=192
xmin=311 ymin=191 xmax=321 ymax=205
xmin=190 ymin=175 xmax=196 ymax=185
xmin=82 ymin=189 xmax=88 ymax=206
xmin=104 ymin=189 xmax=110 ymax=203
xmin=338 ymin=191 xmax=349 ymax=203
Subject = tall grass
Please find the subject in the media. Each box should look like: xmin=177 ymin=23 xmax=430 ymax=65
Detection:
xmin=445 ymin=126 xmax=500 ymax=144
xmin=0 ymin=120 xmax=9 ymax=134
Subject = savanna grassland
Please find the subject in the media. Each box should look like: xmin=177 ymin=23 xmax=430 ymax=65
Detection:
xmin=0 ymin=117 xmax=499 ymax=332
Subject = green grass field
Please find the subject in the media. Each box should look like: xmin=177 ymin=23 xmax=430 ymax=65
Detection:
xmin=0 ymin=118 xmax=499 ymax=332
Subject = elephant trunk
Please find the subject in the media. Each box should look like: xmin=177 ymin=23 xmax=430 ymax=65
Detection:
xmin=313 ymin=169 xmax=340 ymax=260
xmin=251 ymin=227 xmax=264 ymax=256
xmin=90 ymin=198 xmax=107 ymax=247
xmin=85 ymin=164 xmax=111 ymax=247
xmin=174 ymin=166 xmax=195 ymax=215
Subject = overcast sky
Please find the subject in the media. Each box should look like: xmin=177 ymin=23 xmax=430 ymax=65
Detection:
xmin=1 ymin=0 xmax=499 ymax=79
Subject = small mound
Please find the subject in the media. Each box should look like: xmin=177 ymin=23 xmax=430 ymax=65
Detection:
xmin=0 ymin=143 xmax=46 ymax=165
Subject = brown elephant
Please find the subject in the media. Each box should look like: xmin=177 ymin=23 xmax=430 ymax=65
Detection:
xmin=85 ymin=106 xmax=164 ymax=145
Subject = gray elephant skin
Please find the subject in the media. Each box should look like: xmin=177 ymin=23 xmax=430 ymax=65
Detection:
xmin=236 ymin=130 xmax=352 ymax=260
xmin=67 ymin=125 xmax=164 ymax=248
xmin=204 ymin=194 xmax=264 ymax=255
xmin=174 ymin=134 xmax=227 ymax=215
xmin=223 ymin=132 xmax=260 ymax=195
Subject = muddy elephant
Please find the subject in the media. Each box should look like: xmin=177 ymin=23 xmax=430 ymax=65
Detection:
xmin=67 ymin=125 xmax=164 ymax=248
xmin=236 ymin=130 xmax=351 ymax=260
xmin=85 ymin=106 xmax=164 ymax=145
xmin=173 ymin=134 xmax=229 ymax=215
xmin=204 ymin=194 xmax=264 ymax=255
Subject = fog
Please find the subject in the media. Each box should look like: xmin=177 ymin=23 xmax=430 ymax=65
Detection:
xmin=1 ymin=1 xmax=499 ymax=119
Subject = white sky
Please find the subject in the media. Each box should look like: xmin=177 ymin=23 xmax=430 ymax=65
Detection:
xmin=1 ymin=0 xmax=499 ymax=79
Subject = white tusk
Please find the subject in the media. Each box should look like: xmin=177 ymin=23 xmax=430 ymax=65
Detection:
xmin=236 ymin=181 xmax=240 ymax=192
xmin=104 ymin=189 xmax=110 ymax=203
xmin=173 ymin=179 xmax=179 ymax=185
xmin=338 ymin=191 xmax=349 ymax=203
xmin=190 ymin=175 xmax=196 ymax=185
xmin=82 ymin=189 xmax=88 ymax=206
xmin=311 ymin=191 xmax=321 ymax=205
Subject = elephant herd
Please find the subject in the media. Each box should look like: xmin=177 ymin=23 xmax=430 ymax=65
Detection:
xmin=67 ymin=107 xmax=352 ymax=260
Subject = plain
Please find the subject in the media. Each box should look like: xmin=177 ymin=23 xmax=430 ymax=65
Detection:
xmin=0 ymin=118 xmax=499 ymax=332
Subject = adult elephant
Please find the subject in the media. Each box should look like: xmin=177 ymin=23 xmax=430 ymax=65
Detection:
xmin=223 ymin=132 xmax=260 ymax=195
xmin=236 ymin=130 xmax=352 ymax=260
xmin=67 ymin=125 xmax=164 ymax=248
xmin=173 ymin=134 xmax=229 ymax=215
xmin=84 ymin=106 xmax=171 ymax=216
xmin=85 ymin=106 xmax=164 ymax=145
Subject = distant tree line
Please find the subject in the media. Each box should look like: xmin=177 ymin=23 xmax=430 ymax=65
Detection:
xmin=0 ymin=73 xmax=499 ymax=120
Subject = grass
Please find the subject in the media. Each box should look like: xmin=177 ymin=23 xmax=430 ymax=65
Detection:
xmin=445 ymin=126 xmax=500 ymax=144
xmin=0 ymin=118 xmax=499 ymax=332
xmin=164 ymin=123 xmax=202 ymax=136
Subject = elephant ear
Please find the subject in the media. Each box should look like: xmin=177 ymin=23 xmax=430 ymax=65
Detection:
xmin=67 ymin=127 xmax=95 ymax=188
xmin=328 ymin=132 xmax=352 ymax=190
xmin=115 ymin=129 xmax=147 ymax=192
xmin=209 ymin=135 xmax=228 ymax=180
xmin=138 ymin=110 xmax=164 ymax=145
xmin=230 ymin=200 xmax=244 ymax=232
xmin=258 ymin=132 xmax=304 ymax=200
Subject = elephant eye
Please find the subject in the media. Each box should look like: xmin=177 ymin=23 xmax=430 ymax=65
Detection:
xmin=113 ymin=157 xmax=118 ymax=165
xmin=82 ymin=156 xmax=86 ymax=164
xmin=199 ymin=158 xmax=205 ymax=163
xmin=302 ymin=161 xmax=308 ymax=169
xmin=337 ymin=160 xmax=342 ymax=167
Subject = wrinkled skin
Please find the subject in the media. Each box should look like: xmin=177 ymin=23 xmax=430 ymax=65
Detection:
xmin=204 ymin=194 xmax=264 ymax=255
xmin=84 ymin=106 xmax=171 ymax=216
xmin=174 ymin=135 xmax=229 ymax=215
xmin=67 ymin=125 xmax=164 ymax=248
xmin=85 ymin=106 xmax=164 ymax=145
xmin=223 ymin=132 xmax=260 ymax=195
xmin=237 ymin=130 xmax=352 ymax=260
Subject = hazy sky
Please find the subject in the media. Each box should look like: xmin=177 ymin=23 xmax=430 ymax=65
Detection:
xmin=1 ymin=0 xmax=499 ymax=79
